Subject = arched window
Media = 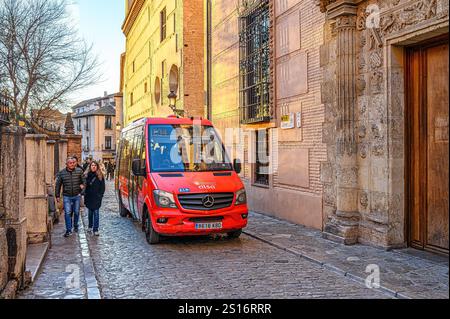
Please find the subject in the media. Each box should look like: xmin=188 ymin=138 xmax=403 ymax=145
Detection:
xmin=169 ymin=65 xmax=179 ymax=94
xmin=154 ymin=77 xmax=161 ymax=105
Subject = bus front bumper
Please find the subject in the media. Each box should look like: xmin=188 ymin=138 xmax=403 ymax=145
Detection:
xmin=151 ymin=205 xmax=249 ymax=236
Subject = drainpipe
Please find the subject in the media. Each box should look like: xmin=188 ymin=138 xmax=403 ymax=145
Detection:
xmin=206 ymin=0 xmax=212 ymax=121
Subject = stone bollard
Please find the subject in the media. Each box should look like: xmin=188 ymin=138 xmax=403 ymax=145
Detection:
xmin=24 ymin=134 xmax=49 ymax=244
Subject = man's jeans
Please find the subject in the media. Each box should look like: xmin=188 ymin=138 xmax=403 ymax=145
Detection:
xmin=64 ymin=195 xmax=81 ymax=233
xmin=88 ymin=209 xmax=100 ymax=233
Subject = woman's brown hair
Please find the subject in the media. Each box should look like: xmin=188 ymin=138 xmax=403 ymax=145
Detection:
xmin=85 ymin=161 xmax=104 ymax=181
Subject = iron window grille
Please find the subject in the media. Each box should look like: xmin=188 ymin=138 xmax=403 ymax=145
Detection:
xmin=160 ymin=8 xmax=167 ymax=42
xmin=239 ymin=0 xmax=271 ymax=124
xmin=105 ymin=136 xmax=112 ymax=150
xmin=105 ymin=116 xmax=112 ymax=130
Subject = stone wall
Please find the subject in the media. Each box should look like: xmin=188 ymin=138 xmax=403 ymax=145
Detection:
xmin=183 ymin=0 xmax=205 ymax=118
xmin=319 ymin=0 xmax=449 ymax=248
xmin=25 ymin=134 xmax=50 ymax=244
xmin=0 ymin=126 xmax=28 ymax=297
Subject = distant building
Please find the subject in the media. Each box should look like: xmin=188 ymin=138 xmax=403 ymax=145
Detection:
xmin=31 ymin=108 xmax=67 ymax=134
xmin=72 ymin=92 xmax=117 ymax=161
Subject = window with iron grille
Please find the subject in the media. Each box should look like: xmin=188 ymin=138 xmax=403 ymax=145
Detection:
xmin=105 ymin=136 xmax=112 ymax=150
xmin=105 ymin=116 xmax=112 ymax=130
xmin=255 ymin=129 xmax=270 ymax=185
xmin=239 ymin=0 xmax=271 ymax=124
xmin=160 ymin=8 xmax=167 ymax=42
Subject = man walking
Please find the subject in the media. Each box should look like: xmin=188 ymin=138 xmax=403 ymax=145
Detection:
xmin=56 ymin=157 xmax=87 ymax=237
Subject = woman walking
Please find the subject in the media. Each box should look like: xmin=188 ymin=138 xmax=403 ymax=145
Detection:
xmin=84 ymin=161 xmax=106 ymax=236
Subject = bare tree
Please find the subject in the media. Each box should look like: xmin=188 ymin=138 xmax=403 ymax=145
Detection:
xmin=0 ymin=0 xmax=101 ymax=124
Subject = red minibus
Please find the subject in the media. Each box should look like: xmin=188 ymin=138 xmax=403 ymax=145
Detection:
xmin=115 ymin=116 xmax=248 ymax=244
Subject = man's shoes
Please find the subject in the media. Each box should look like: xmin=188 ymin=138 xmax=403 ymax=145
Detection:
xmin=64 ymin=231 xmax=73 ymax=238
xmin=74 ymin=228 xmax=79 ymax=233
xmin=94 ymin=231 xmax=100 ymax=237
xmin=87 ymin=228 xmax=93 ymax=234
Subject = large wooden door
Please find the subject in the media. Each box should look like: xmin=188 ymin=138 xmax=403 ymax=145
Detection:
xmin=407 ymin=36 xmax=449 ymax=255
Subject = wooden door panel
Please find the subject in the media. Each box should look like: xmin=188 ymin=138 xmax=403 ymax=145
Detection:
xmin=407 ymin=37 xmax=449 ymax=254
xmin=408 ymin=49 xmax=423 ymax=248
xmin=426 ymin=43 xmax=449 ymax=251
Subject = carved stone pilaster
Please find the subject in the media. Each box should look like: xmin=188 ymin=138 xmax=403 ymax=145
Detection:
xmin=322 ymin=2 xmax=360 ymax=245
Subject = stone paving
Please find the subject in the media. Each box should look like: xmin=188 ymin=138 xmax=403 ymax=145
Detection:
xmin=245 ymin=212 xmax=449 ymax=299
xmin=17 ymin=180 xmax=448 ymax=299
xmin=19 ymin=216 xmax=87 ymax=299
xmin=82 ymin=182 xmax=388 ymax=299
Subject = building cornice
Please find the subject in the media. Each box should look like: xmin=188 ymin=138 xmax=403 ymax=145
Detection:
xmin=122 ymin=0 xmax=145 ymax=37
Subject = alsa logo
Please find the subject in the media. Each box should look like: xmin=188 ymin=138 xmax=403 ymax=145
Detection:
xmin=198 ymin=184 xmax=216 ymax=191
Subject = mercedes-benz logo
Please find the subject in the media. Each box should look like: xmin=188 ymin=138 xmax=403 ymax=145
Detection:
xmin=202 ymin=195 xmax=215 ymax=208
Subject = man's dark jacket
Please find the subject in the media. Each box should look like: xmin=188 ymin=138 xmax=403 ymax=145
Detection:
xmin=55 ymin=167 xmax=86 ymax=198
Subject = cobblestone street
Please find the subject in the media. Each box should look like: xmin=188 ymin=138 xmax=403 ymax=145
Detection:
xmin=18 ymin=181 xmax=448 ymax=299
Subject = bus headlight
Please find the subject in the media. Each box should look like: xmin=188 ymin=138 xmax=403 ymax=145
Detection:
xmin=153 ymin=190 xmax=177 ymax=208
xmin=235 ymin=189 xmax=247 ymax=205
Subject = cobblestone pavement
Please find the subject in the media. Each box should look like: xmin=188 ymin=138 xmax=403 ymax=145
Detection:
xmin=19 ymin=217 xmax=87 ymax=299
xmin=244 ymin=213 xmax=449 ymax=299
xmin=83 ymin=181 xmax=389 ymax=299
xmin=21 ymin=180 xmax=446 ymax=299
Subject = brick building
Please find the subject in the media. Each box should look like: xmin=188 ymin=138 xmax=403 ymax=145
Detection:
xmin=122 ymin=0 xmax=205 ymax=126
xmin=209 ymin=0 xmax=327 ymax=229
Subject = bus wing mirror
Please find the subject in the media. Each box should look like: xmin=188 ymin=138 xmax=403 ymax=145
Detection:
xmin=132 ymin=159 xmax=146 ymax=177
xmin=233 ymin=159 xmax=242 ymax=174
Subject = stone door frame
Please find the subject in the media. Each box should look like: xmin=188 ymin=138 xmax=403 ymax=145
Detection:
xmin=384 ymin=19 xmax=449 ymax=248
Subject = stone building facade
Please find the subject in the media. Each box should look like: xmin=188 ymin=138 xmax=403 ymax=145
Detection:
xmin=319 ymin=0 xmax=449 ymax=253
xmin=209 ymin=0 xmax=449 ymax=254
xmin=122 ymin=0 xmax=204 ymax=126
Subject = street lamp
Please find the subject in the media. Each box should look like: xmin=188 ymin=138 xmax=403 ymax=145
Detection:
xmin=168 ymin=90 xmax=184 ymax=117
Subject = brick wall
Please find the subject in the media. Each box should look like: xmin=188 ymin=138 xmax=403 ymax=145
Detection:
xmin=183 ymin=0 xmax=205 ymax=118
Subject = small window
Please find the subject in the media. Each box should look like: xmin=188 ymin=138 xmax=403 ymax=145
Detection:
xmin=255 ymin=129 xmax=270 ymax=186
xmin=144 ymin=82 xmax=148 ymax=93
xmin=160 ymin=7 xmax=167 ymax=42
xmin=105 ymin=136 xmax=112 ymax=150
xmin=130 ymin=92 xmax=134 ymax=106
xmin=173 ymin=13 xmax=176 ymax=34
xmin=132 ymin=60 xmax=135 ymax=73
xmin=105 ymin=116 xmax=112 ymax=130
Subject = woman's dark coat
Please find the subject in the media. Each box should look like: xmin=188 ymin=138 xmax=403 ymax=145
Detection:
xmin=84 ymin=172 xmax=106 ymax=210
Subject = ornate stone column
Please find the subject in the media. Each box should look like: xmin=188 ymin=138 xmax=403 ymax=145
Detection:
xmin=322 ymin=0 xmax=360 ymax=244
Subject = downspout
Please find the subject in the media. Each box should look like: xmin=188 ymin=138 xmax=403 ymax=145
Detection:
xmin=206 ymin=0 xmax=212 ymax=121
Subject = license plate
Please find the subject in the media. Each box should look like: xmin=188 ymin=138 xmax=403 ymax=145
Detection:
xmin=195 ymin=222 xmax=223 ymax=230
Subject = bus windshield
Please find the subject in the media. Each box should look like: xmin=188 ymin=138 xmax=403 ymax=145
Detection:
xmin=149 ymin=124 xmax=233 ymax=173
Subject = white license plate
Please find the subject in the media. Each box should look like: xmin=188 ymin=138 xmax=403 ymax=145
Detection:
xmin=195 ymin=222 xmax=223 ymax=230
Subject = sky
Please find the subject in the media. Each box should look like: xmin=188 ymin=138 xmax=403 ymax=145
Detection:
xmin=66 ymin=0 xmax=125 ymax=106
